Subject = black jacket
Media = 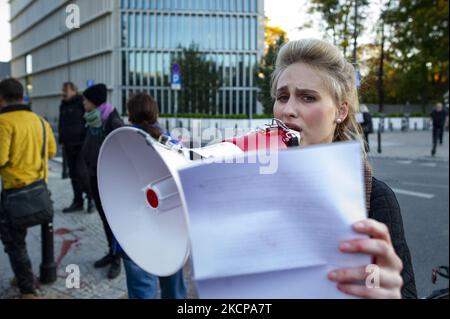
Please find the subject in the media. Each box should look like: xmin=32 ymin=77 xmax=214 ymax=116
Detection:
xmin=82 ymin=108 xmax=124 ymax=177
xmin=362 ymin=112 xmax=373 ymax=134
xmin=58 ymin=95 xmax=86 ymax=145
xmin=369 ymin=177 xmax=417 ymax=299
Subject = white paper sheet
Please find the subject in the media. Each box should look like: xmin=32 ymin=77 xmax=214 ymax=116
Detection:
xmin=177 ymin=141 xmax=371 ymax=298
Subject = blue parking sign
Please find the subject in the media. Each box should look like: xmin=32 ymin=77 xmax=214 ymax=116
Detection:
xmin=171 ymin=64 xmax=181 ymax=90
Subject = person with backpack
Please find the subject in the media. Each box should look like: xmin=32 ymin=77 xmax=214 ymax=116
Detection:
xmin=0 ymin=78 xmax=57 ymax=298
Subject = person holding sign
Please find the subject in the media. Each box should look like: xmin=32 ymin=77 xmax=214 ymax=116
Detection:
xmin=271 ymin=39 xmax=416 ymax=298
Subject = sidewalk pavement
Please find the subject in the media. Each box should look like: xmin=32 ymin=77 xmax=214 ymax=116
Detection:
xmin=0 ymin=161 xmax=197 ymax=299
xmin=367 ymin=130 xmax=449 ymax=162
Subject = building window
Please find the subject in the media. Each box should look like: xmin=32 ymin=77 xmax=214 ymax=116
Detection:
xmin=237 ymin=17 xmax=243 ymax=50
xmin=224 ymin=16 xmax=230 ymax=49
xmin=245 ymin=16 xmax=251 ymax=50
xmin=129 ymin=13 xmax=135 ymax=48
xmin=150 ymin=14 xmax=156 ymax=47
xmin=143 ymin=13 xmax=148 ymax=47
xmin=217 ymin=16 xmax=223 ymax=50
xmin=136 ymin=13 xmax=142 ymax=48
xmin=122 ymin=52 xmax=127 ymax=86
xmin=230 ymin=16 xmax=236 ymax=50
xmin=164 ymin=14 xmax=171 ymax=48
xmin=121 ymin=13 xmax=128 ymax=47
xmin=150 ymin=52 xmax=156 ymax=86
xmin=171 ymin=13 xmax=177 ymax=47
xmin=129 ymin=52 xmax=135 ymax=86
xmin=136 ymin=52 xmax=142 ymax=86
xmin=157 ymin=14 xmax=163 ymax=48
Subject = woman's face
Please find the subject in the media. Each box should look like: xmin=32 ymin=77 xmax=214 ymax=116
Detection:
xmin=83 ymin=98 xmax=96 ymax=112
xmin=273 ymin=62 xmax=347 ymax=146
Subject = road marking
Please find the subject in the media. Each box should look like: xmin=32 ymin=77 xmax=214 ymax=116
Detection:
xmin=392 ymin=188 xmax=435 ymax=199
xmin=396 ymin=160 xmax=412 ymax=165
xmin=421 ymin=162 xmax=437 ymax=167
xmin=402 ymin=181 xmax=449 ymax=189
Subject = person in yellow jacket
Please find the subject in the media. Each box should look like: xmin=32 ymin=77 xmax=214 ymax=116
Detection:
xmin=0 ymin=78 xmax=57 ymax=299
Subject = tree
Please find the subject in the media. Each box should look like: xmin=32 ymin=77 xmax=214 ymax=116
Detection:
xmin=256 ymin=21 xmax=288 ymax=115
xmin=173 ymin=44 xmax=222 ymax=114
xmin=305 ymin=0 xmax=370 ymax=61
xmin=384 ymin=0 xmax=449 ymax=108
xmin=264 ymin=18 xmax=288 ymax=49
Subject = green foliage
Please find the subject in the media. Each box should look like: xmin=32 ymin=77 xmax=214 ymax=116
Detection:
xmin=255 ymin=34 xmax=287 ymax=115
xmin=361 ymin=0 xmax=449 ymax=106
xmin=307 ymin=0 xmax=370 ymax=60
xmin=385 ymin=0 xmax=449 ymax=105
xmin=172 ymin=44 xmax=222 ymax=115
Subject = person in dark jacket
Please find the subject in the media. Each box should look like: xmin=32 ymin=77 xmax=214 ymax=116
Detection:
xmin=82 ymin=83 xmax=124 ymax=279
xmin=430 ymin=102 xmax=449 ymax=156
xmin=357 ymin=104 xmax=373 ymax=153
xmin=59 ymin=82 xmax=93 ymax=213
xmin=272 ymin=39 xmax=417 ymax=298
xmin=0 ymin=78 xmax=57 ymax=299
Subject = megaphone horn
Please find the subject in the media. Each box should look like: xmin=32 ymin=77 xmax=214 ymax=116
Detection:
xmin=97 ymin=119 xmax=300 ymax=276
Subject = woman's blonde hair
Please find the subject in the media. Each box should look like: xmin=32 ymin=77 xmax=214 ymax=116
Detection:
xmin=271 ymin=39 xmax=365 ymax=152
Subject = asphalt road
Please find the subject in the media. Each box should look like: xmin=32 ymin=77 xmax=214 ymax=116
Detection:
xmin=369 ymin=157 xmax=449 ymax=298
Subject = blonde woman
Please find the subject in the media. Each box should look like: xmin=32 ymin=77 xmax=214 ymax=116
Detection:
xmin=271 ymin=39 xmax=416 ymax=299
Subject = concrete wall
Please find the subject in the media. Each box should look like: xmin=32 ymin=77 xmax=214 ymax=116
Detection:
xmin=10 ymin=0 xmax=121 ymax=125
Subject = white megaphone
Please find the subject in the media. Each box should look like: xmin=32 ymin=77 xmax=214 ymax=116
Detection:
xmin=97 ymin=119 xmax=300 ymax=277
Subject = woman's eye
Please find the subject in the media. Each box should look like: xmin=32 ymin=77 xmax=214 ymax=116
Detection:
xmin=277 ymin=95 xmax=289 ymax=102
xmin=301 ymin=95 xmax=316 ymax=103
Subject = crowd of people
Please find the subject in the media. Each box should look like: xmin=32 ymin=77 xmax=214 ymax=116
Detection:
xmin=0 ymin=79 xmax=187 ymax=299
xmin=3 ymin=37 xmax=449 ymax=299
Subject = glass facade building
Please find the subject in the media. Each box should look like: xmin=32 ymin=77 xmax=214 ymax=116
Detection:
xmin=120 ymin=0 xmax=265 ymax=115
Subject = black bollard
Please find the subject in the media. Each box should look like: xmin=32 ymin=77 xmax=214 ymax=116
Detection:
xmin=40 ymin=222 xmax=57 ymax=284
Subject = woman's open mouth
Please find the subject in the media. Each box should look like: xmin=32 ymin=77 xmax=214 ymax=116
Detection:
xmin=285 ymin=123 xmax=303 ymax=133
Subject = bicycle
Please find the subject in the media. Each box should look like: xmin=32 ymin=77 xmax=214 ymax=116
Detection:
xmin=426 ymin=266 xmax=449 ymax=299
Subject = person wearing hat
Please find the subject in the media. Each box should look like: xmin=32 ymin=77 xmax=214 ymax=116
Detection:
xmin=82 ymin=83 xmax=124 ymax=279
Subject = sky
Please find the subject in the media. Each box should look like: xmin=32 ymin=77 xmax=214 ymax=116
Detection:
xmin=0 ymin=0 xmax=382 ymax=62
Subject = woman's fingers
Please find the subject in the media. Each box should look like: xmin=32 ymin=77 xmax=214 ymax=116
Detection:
xmin=339 ymin=238 xmax=403 ymax=270
xmin=337 ymin=283 xmax=402 ymax=299
xmin=328 ymin=266 xmax=404 ymax=289
xmin=352 ymin=219 xmax=392 ymax=245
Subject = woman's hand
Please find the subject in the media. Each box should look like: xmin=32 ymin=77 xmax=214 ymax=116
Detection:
xmin=328 ymin=219 xmax=403 ymax=299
